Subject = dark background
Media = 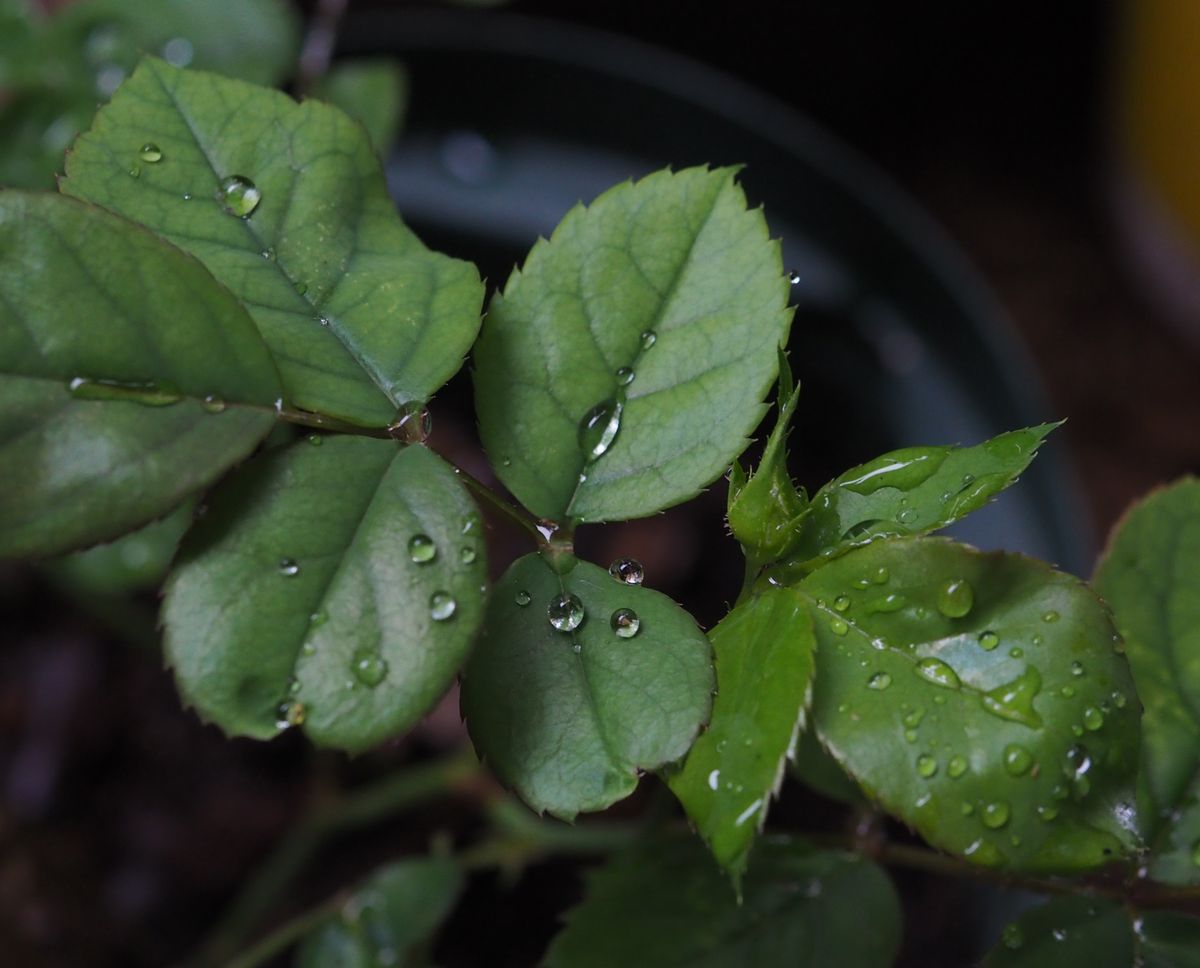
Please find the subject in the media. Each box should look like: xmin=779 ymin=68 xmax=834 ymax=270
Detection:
xmin=3 ymin=1 xmax=1199 ymax=966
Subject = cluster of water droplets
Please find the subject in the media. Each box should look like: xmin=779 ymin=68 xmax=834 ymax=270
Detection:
xmin=532 ymin=557 xmax=647 ymax=652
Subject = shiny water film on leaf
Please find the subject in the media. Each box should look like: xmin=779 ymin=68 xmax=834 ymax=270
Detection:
xmin=668 ymin=585 xmax=816 ymax=884
xmin=473 ymin=165 xmax=792 ymax=523
xmin=460 ymin=553 xmax=713 ymax=819
xmin=800 ymin=537 xmax=1140 ymax=873
xmin=163 ymin=437 xmax=487 ymax=751
xmin=61 ymin=58 xmax=484 ymax=425
xmin=1094 ymin=477 xmax=1200 ymax=885
xmin=0 ymin=192 xmax=281 ymax=558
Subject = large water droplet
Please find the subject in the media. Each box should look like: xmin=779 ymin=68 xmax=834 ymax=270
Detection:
xmin=218 ymin=175 xmax=261 ymax=217
xmin=408 ymin=534 xmax=436 ymax=563
xmin=611 ymin=608 xmax=640 ymax=638
xmin=67 ymin=376 xmax=183 ymax=407
xmin=915 ymin=657 xmax=961 ymax=689
xmin=640 ymin=330 xmax=657 ymax=349
xmin=429 ymin=591 xmax=456 ymax=621
xmin=947 ymin=755 xmax=968 ymax=778
xmin=978 ymin=630 xmax=1000 ymax=651
xmin=139 ymin=142 xmax=162 ymax=163
xmin=278 ymin=558 xmax=299 ymax=576
xmin=548 ymin=593 xmax=584 ymax=632
xmin=352 ymin=650 xmax=388 ymax=687
xmin=867 ymin=672 xmax=891 ymax=690
xmin=608 ymin=557 xmax=644 ymax=585
xmin=829 ymin=617 xmax=849 ymax=636
xmin=917 ymin=754 xmax=937 ymax=778
xmin=840 ymin=447 xmax=948 ymax=495
xmin=981 ymin=800 xmax=1011 ymax=829
xmin=937 ymin=578 xmax=974 ymax=618
xmin=833 ymin=595 xmax=851 ymax=612
xmin=580 ymin=399 xmax=623 ymax=461
xmin=515 ymin=590 xmax=531 ymax=607
xmin=1003 ymin=744 xmax=1034 ymax=776
xmin=981 ymin=666 xmax=1043 ymax=728
xmin=615 ymin=366 xmax=635 ymax=386
xmin=1082 ymin=707 xmax=1104 ymax=731
xmin=387 ymin=402 xmax=432 ymax=443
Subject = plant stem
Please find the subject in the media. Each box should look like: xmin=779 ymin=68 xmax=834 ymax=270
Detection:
xmin=296 ymin=0 xmax=350 ymax=94
xmin=452 ymin=464 xmax=545 ymax=542
xmin=223 ymin=899 xmax=343 ymax=968
xmin=193 ymin=750 xmax=479 ymax=968
xmin=275 ymin=403 xmax=393 ymax=439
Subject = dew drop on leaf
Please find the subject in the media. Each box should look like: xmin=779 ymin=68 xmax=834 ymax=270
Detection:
xmin=1042 ymin=610 xmax=1060 ymax=623
xmin=547 ymin=593 xmax=584 ymax=632
xmin=1071 ymin=661 xmax=1085 ymax=677
xmin=947 ymin=755 xmax=968 ymax=778
xmin=610 ymin=607 xmax=641 ymax=638
xmin=1003 ymin=744 xmax=1033 ymax=776
xmin=615 ymin=366 xmax=635 ymax=386
xmin=608 ymin=557 xmax=644 ymax=585
xmin=388 ymin=402 xmax=432 ymax=442
xmin=915 ymin=657 xmax=960 ymax=689
xmin=1061 ymin=685 xmax=1076 ymax=698
xmin=278 ymin=558 xmax=299 ymax=576
xmin=218 ymin=175 xmax=262 ymax=217
xmin=514 ymin=590 xmax=531 ymax=607
xmin=903 ymin=706 xmax=925 ymax=728
xmin=201 ymin=394 xmax=225 ymax=413
xmin=460 ymin=546 xmax=477 ymax=565
xmin=1082 ymin=707 xmax=1104 ymax=731
xmin=352 ymin=650 xmax=388 ymax=687
xmin=937 ymin=578 xmax=974 ymax=618
xmin=829 ymin=617 xmax=849 ymax=637
xmin=580 ymin=399 xmax=623 ymax=461
xmin=640 ymin=329 xmax=657 ymax=349
xmin=408 ymin=534 xmax=437 ymax=563
xmin=429 ymin=591 xmax=456 ymax=621
xmin=833 ymin=594 xmax=851 ymax=612
xmin=916 ymin=754 xmax=937 ymax=778
xmin=981 ymin=800 xmax=1011 ymax=829
xmin=1037 ymin=804 xmax=1059 ymax=822
xmin=307 ymin=434 xmax=323 ymax=446
xmin=867 ymin=592 xmax=905 ymax=614
xmin=981 ymin=667 xmax=1043 ymax=728
xmin=867 ymin=671 xmax=891 ymax=690
xmin=139 ymin=143 xmax=162 ymax=163
xmin=978 ymin=630 xmax=1000 ymax=651
xmin=872 ymin=566 xmax=890 ymax=584
xmin=128 ymin=163 xmax=140 ymax=178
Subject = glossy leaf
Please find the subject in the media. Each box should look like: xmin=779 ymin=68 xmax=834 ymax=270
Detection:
xmin=163 ymin=436 xmax=486 ymax=751
xmin=543 ymin=835 xmax=901 ymax=968
xmin=461 ymin=553 xmax=713 ymax=819
xmin=296 ymin=856 xmax=462 ymax=968
xmin=314 ymin=59 xmax=408 ymax=155
xmin=774 ymin=423 xmax=1059 ymax=573
xmin=790 ymin=727 xmax=867 ymax=807
xmin=726 ymin=348 xmax=807 ymax=562
xmin=1094 ymin=477 xmax=1200 ymax=884
xmin=802 ymin=537 xmax=1140 ymax=872
xmin=45 ymin=500 xmax=193 ymax=595
xmin=62 ymin=59 xmax=484 ymax=425
xmin=667 ymin=585 xmax=815 ymax=883
xmin=473 ymin=165 xmax=791 ymax=523
xmin=0 ymin=192 xmax=280 ymax=558
xmin=984 ymin=897 xmax=1200 ymax=968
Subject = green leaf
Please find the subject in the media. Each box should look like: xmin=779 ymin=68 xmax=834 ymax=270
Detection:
xmin=314 ymin=59 xmax=408 ymax=155
xmin=983 ymin=897 xmax=1200 ymax=968
xmin=163 ymin=436 xmax=486 ymax=751
xmin=543 ymin=835 xmax=901 ymax=968
xmin=473 ymin=165 xmax=791 ymax=524
xmin=790 ymin=727 xmax=867 ymax=806
xmin=726 ymin=348 xmax=807 ymax=562
xmin=296 ymin=856 xmax=463 ymax=968
xmin=667 ymin=585 xmax=815 ymax=883
xmin=0 ymin=191 xmax=280 ymax=558
xmin=773 ymin=423 xmax=1059 ymax=573
xmin=460 ymin=553 xmax=713 ymax=819
xmin=62 ymin=58 xmax=484 ymax=426
xmin=1094 ymin=477 xmax=1200 ymax=884
xmin=800 ymin=537 xmax=1140 ymax=872
xmin=44 ymin=499 xmax=194 ymax=595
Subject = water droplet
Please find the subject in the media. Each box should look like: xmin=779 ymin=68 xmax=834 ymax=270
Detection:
xmin=275 ymin=700 xmax=305 ymax=728
xmin=279 ymin=558 xmax=299 ymax=576
xmin=139 ymin=142 xmax=162 ymax=163
xmin=201 ymin=394 xmax=225 ymax=413
xmin=872 ymin=567 xmax=890 ymax=584
xmin=1070 ymin=661 xmax=1085 ymax=677
xmin=1112 ymin=691 xmax=1128 ymax=709
xmin=408 ymin=534 xmax=436 ymax=563
xmin=295 ymin=281 xmax=308 ymax=296
xmin=915 ymin=657 xmax=960 ymax=689
xmin=978 ymin=630 xmax=1000 ymax=651
xmin=387 ymin=402 xmax=432 ymax=443
xmin=1065 ymin=745 xmax=1093 ymax=798
xmin=640 ymin=330 xmax=657 ymax=349
xmin=1037 ymin=804 xmax=1059 ymax=822
xmin=218 ymin=175 xmax=262 ymax=217
xmin=615 ymin=366 xmax=635 ymax=386
xmin=707 ymin=769 xmax=720 ymax=791
xmin=611 ymin=608 xmax=640 ymax=638
xmin=1082 ymin=707 xmax=1104 ymax=731
xmin=548 ymin=593 xmax=584 ymax=632
xmin=1003 ymin=744 xmax=1033 ymax=776
xmin=608 ymin=557 xmax=644 ymax=585
xmin=947 ymin=755 xmax=968 ymax=778
xmin=981 ymin=800 xmax=1011 ymax=829
xmin=460 ymin=546 xmax=477 ymax=565
xmin=127 ymin=163 xmax=140 ymax=178
xmin=1009 ymin=646 xmax=1024 ymax=659
xmin=903 ymin=707 xmax=925 ymax=728
xmin=1060 ymin=685 xmax=1076 ymax=698
xmin=1042 ymin=610 xmax=1060 ymax=623
xmin=841 ymin=447 xmax=948 ymax=495
xmin=832 ymin=595 xmax=851 ymax=613
xmin=1052 ymin=928 xmax=1068 ymax=942
xmin=961 ymin=801 xmax=975 ymax=816
xmin=867 ymin=672 xmax=891 ymax=690
xmin=788 ymin=270 xmax=802 ymax=285
xmin=981 ymin=666 xmax=1043 ymax=728
xmin=261 ymin=247 xmax=275 ymax=261
xmin=67 ymin=376 xmax=183 ymax=407
xmin=515 ymin=590 xmax=532 ymax=607
xmin=937 ymin=578 xmax=974 ymax=618
xmin=430 ymin=591 xmax=456 ymax=621
xmin=917 ymin=754 xmax=937 ymax=778
xmin=1032 ymin=633 xmax=1044 ymax=646
xmin=897 ymin=507 xmax=917 ymax=524
xmin=308 ymin=610 xmax=327 ymax=628
xmin=580 ymin=399 xmax=623 ymax=461
xmin=352 ymin=650 xmax=388 ymax=687
xmin=307 ymin=434 xmax=322 ymax=446
xmin=182 ymin=192 xmax=192 ymax=201
xmin=829 ymin=617 xmax=849 ymax=636
xmin=1002 ymin=923 xmax=1024 ymax=950
xmin=867 ymin=592 xmax=905 ymax=614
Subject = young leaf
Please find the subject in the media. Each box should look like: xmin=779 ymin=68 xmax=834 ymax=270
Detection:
xmin=983 ymin=896 xmax=1200 ymax=967
xmin=726 ymin=348 xmax=807 ymax=561
xmin=0 ymin=192 xmax=280 ymax=558
xmin=163 ymin=437 xmax=486 ymax=752
xmin=1094 ymin=477 xmax=1200 ymax=884
xmin=801 ymin=537 xmax=1140 ymax=872
xmin=62 ymin=58 xmax=484 ymax=426
xmin=667 ymin=585 xmax=815 ymax=883
xmin=773 ymin=423 xmax=1058 ymax=573
xmin=460 ymin=553 xmax=713 ymax=819
xmin=543 ymin=835 xmax=902 ymax=968
xmin=314 ymin=59 xmax=408 ymax=155
xmin=473 ymin=166 xmax=792 ymax=524
xmin=296 ymin=856 xmax=462 ymax=968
